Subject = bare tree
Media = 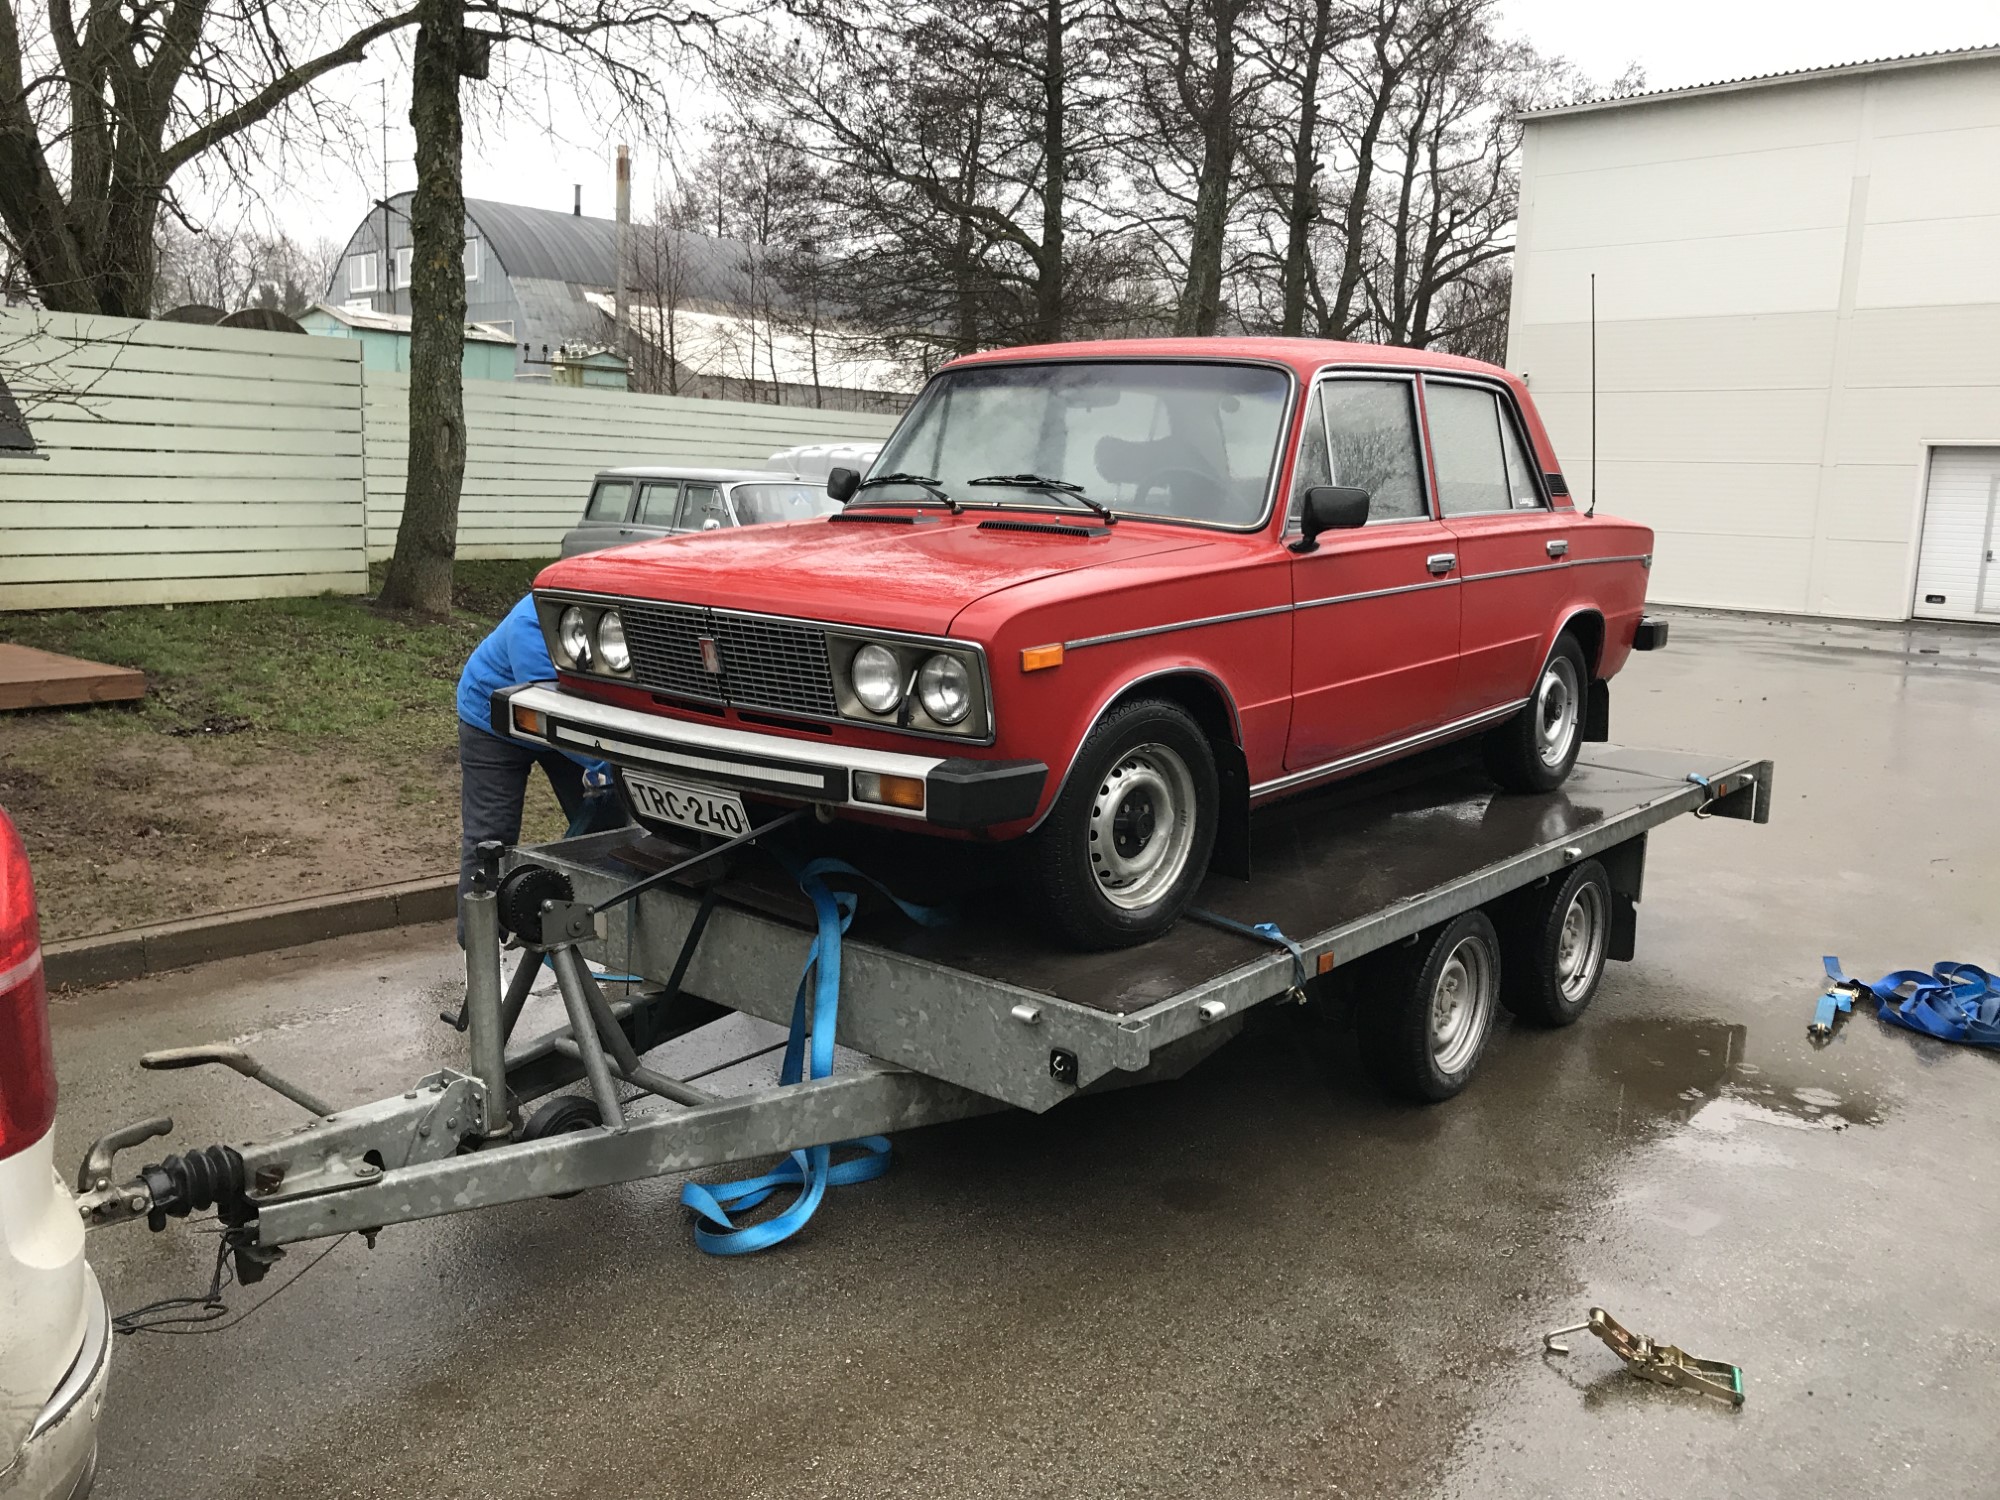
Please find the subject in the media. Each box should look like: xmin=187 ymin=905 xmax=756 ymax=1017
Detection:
xmin=0 ymin=1 xmax=423 ymax=316
xmin=379 ymin=0 xmax=722 ymax=619
xmin=1109 ymin=0 xmax=1264 ymax=335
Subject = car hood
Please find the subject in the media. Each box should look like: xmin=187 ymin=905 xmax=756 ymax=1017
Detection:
xmin=534 ymin=514 xmax=1210 ymax=634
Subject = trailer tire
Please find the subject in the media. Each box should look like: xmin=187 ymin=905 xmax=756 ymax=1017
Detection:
xmin=520 ymin=1094 xmax=603 ymax=1198
xmin=1498 ymin=859 xmax=1610 ymax=1027
xmin=1358 ymin=911 xmax=1502 ymax=1103
xmin=1485 ymin=633 xmax=1587 ymax=792
xmin=1031 ymin=698 xmax=1219 ymax=950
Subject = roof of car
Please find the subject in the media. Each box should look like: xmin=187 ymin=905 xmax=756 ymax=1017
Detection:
xmin=592 ymin=466 xmax=807 ymax=484
xmin=945 ymin=336 xmax=1508 ymax=380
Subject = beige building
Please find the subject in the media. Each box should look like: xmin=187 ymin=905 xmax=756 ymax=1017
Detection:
xmin=1507 ymin=46 xmax=2000 ymax=622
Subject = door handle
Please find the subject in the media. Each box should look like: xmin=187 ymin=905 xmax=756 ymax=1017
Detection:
xmin=1427 ymin=552 xmax=1457 ymax=576
xmin=1547 ymin=538 xmax=1569 ymax=557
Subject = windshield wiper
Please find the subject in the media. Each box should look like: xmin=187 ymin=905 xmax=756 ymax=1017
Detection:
xmin=848 ymin=473 xmax=961 ymax=513
xmin=966 ymin=473 xmax=1116 ymax=525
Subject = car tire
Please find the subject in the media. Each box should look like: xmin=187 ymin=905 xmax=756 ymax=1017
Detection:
xmin=1498 ymin=859 xmax=1611 ymax=1027
xmin=1031 ymin=698 xmax=1219 ymax=950
xmin=1485 ymin=633 xmax=1587 ymax=792
xmin=1357 ymin=910 xmax=1503 ymax=1102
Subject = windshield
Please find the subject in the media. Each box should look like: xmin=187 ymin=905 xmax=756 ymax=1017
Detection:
xmin=731 ymin=482 xmax=841 ymax=525
xmin=869 ymin=360 xmax=1292 ymax=526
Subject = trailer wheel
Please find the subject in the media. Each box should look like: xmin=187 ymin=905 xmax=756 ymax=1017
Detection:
xmin=1485 ymin=633 xmax=1586 ymax=792
xmin=1031 ymin=698 xmax=1219 ymax=950
xmin=1358 ymin=911 xmax=1502 ymax=1102
xmin=520 ymin=1094 xmax=602 ymax=1198
xmin=1499 ymin=859 xmax=1610 ymax=1027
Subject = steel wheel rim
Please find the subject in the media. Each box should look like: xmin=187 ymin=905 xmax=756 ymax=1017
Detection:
xmin=1536 ymin=655 xmax=1580 ymax=769
xmin=1088 ymin=742 xmax=1197 ymax=910
xmin=1429 ymin=933 xmax=1497 ymax=1074
xmin=1556 ymin=882 xmax=1606 ymax=1002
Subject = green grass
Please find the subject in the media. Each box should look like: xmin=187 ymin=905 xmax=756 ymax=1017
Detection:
xmin=2 ymin=557 xmax=553 ymax=758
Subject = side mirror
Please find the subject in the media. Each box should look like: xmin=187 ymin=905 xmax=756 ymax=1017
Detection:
xmin=1295 ymin=485 xmax=1370 ymax=552
xmin=826 ymin=466 xmax=860 ymax=503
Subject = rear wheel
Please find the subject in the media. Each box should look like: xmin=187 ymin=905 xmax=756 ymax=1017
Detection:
xmin=1358 ymin=911 xmax=1502 ymax=1102
xmin=1485 ymin=634 xmax=1587 ymax=792
xmin=1031 ymin=698 xmax=1219 ymax=950
xmin=1499 ymin=859 xmax=1611 ymax=1027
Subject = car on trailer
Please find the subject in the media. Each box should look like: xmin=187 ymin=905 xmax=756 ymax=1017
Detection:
xmin=506 ymin=338 xmax=1667 ymax=949
xmin=0 ymin=808 xmax=110 ymax=1500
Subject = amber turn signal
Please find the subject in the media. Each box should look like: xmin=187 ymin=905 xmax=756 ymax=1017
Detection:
xmin=1021 ymin=643 xmax=1065 ymax=672
xmin=512 ymin=705 xmax=545 ymax=737
xmin=854 ymin=772 xmax=926 ymax=811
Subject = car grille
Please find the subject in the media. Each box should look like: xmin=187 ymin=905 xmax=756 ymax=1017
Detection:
xmin=617 ymin=600 xmax=837 ymax=718
xmin=618 ymin=601 xmax=719 ymax=701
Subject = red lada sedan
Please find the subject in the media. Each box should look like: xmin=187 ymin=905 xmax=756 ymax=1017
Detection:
xmin=498 ymin=338 xmax=1663 ymax=948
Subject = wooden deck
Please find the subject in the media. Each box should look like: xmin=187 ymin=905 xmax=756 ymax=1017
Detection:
xmin=0 ymin=642 xmax=146 ymax=711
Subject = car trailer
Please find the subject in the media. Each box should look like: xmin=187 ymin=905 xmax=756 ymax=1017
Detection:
xmin=72 ymin=743 xmax=1770 ymax=1276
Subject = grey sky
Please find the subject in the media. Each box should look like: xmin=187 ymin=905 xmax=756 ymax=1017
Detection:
xmin=272 ymin=1 xmax=1999 ymax=258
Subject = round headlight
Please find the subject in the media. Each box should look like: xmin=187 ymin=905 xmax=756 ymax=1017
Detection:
xmin=916 ymin=653 xmax=972 ymax=726
xmin=850 ymin=643 xmax=903 ymax=714
xmin=558 ymin=606 xmax=593 ymax=668
xmin=596 ymin=610 xmax=631 ymax=673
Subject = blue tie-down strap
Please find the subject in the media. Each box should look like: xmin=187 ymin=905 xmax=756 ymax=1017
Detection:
xmin=1188 ymin=909 xmax=1311 ymax=1001
xmin=1820 ymin=956 xmax=2000 ymax=1047
xmin=680 ymin=857 xmax=948 ymax=1255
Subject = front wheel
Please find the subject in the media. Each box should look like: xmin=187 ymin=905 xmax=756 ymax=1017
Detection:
xmin=1030 ymin=698 xmax=1219 ymax=950
xmin=1485 ymin=634 xmax=1586 ymax=792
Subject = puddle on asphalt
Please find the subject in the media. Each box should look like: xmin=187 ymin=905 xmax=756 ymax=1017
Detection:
xmin=1581 ymin=1015 xmax=1888 ymax=1140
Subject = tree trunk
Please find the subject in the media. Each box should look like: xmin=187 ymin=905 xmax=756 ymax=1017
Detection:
xmin=1033 ymin=0 xmax=1067 ymax=343
xmin=1279 ymin=0 xmax=1333 ymax=337
xmin=377 ymin=0 xmax=466 ymax=620
xmin=1173 ymin=0 xmax=1238 ymax=337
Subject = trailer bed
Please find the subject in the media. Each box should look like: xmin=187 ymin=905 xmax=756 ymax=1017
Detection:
xmin=530 ymin=743 xmax=1770 ymax=1112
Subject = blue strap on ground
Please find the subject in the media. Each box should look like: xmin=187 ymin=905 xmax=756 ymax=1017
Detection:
xmin=1188 ymin=908 xmax=1310 ymax=999
xmin=680 ymin=857 xmax=947 ymax=1254
xmin=1821 ymin=956 xmax=2000 ymax=1047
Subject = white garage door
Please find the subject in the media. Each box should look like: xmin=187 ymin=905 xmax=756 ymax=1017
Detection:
xmin=1913 ymin=447 xmax=2000 ymax=621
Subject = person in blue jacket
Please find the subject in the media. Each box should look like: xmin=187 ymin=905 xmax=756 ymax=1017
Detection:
xmin=455 ymin=594 xmax=616 ymax=942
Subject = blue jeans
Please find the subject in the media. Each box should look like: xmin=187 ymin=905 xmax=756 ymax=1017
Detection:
xmin=457 ymin=720 xmax=587 ymax=945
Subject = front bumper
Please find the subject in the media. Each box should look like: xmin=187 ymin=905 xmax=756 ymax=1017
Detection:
xmin=493 ymin=683 xmax=1047 ymax=830
xmin=0 ymin=1266 xmax=109 ymax=1500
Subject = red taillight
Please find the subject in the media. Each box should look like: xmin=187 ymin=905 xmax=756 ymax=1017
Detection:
xmin=0 ymin=807 xmax=56 ymax=1161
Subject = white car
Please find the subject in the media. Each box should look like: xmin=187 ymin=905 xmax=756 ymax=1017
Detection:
xmin=0 ymin=807 xmax=108 ymax=1500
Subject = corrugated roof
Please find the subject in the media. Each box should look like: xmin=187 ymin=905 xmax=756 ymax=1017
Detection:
xmin=1523 ymin=42 xmax=2000 ymax=120
xmin=459 ymin=196 xmax=759 ymax=307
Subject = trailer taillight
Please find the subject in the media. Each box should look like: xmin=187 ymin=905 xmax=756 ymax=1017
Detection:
xmin=0 ymin=807 xmax=56 ymax=1162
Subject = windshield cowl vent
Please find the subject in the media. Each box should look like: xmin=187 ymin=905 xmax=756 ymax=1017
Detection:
xmin=976 ymin=519 xmax=1109 ymax=539
xmin=829 ymin=512 xmax=941 ymax=526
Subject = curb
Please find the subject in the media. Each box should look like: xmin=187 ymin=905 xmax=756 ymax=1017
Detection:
xmin=45 ymin=874 xmax=458 ymax=989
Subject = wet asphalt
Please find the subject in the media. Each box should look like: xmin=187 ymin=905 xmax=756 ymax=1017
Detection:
xmin=48 ymin=611 xmax=2000 ymax=1500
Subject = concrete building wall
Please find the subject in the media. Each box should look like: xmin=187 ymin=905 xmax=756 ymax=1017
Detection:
xmin=1506 ymin=51 xmax=2000 ymax=620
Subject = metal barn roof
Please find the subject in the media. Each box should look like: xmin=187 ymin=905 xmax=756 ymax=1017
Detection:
xmin=1522 ymin=42 xmax=2000 ymax=120
xmin=460 ymin=197 xmax=756 ymax=307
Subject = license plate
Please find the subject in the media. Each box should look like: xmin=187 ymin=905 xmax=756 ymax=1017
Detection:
xmin=622 ymin=771 xmax=750 ymax=838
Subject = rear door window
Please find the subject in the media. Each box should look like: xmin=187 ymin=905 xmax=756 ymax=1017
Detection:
xmin=679 ymin=484 xmax=730 ymax=530
xmin=634 ymin=481 xmax=681 ymax=527
xmin=585 ymin=480 xmax=633 ymax=521
xmin=1497 ymin=408 xmax=1546 ymax=510
xmin=1425 ymin=383 xmax=1515 ymax=517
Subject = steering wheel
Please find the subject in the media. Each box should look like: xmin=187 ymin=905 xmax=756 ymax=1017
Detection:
xmin=1132 ymin=465 xmax=1226 ymax=517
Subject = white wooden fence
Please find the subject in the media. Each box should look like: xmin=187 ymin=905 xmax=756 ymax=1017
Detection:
xmin=0 ymin=310 xmax=902 ymax=610
xmin=1 ymin=312 xmax=369 ymax=610
xmin=359 ymin=373 xmax=897 ymax=561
